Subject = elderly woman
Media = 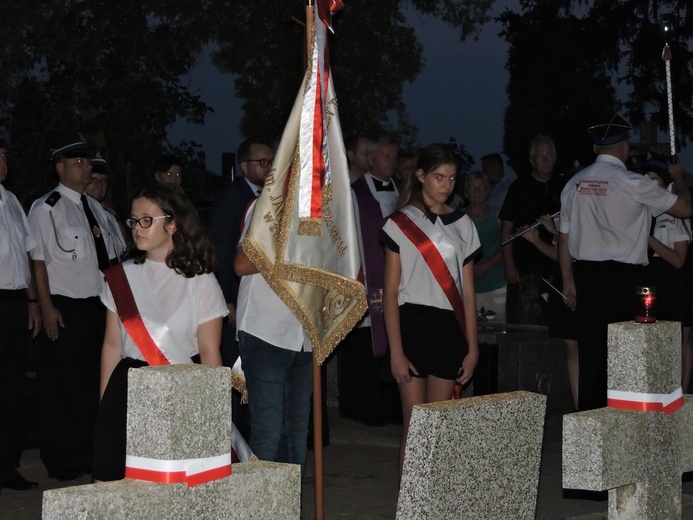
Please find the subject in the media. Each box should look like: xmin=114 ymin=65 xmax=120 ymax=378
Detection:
xmin=464 ymin=171 xmax=507 ymax=322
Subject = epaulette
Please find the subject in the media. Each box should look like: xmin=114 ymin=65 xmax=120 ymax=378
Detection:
xmin=45 ymin=192 xmax=61 ymax=207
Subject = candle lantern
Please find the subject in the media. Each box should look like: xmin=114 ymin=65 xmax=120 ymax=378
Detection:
xmin=635 ymin=286 xmax=657 ymax=323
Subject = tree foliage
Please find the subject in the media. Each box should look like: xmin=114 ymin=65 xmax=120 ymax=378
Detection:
xmin=500 ymin=0 xmax=693 ymax=177
xmin=210 ymin=0 xmax=494 ymax=144
xmin=0 ymin=0 xmax=215 ymax=210
xmin=1 ymin=0 xmax=495 ymax=211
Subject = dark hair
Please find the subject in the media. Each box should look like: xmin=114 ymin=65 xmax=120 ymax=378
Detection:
xmin=399 ymin=143 xmax=456 ymax=213
xmin=123 ymin=185 xmax=217 ymax=277
xmin=236 ymin=137 xmax=272 ymax=164
xmin=481 ymin=153 xmax=503 ymax=168
xmin=153 ymin=155 xmax=182 ymax=174
xmin=345 ymin=133 xmax=368 ymax=154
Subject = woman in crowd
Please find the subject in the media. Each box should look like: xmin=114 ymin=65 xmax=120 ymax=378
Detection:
xmin=381 ymin=143 xmax=480 ymax=480
xmin=464 ymin=171 xmax=507 ymax=322
xmin=92 ymin=185 xmax=228 ymax=481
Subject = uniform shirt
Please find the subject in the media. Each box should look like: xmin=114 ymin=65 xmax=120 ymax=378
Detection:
xmin=99 ymin=205 xmax=127 ymax=261
xmin=28 ymin=183 xmax=118 ymax=298
xmin=652 ymin=212 xmax=691 ymax=254
xmin=559 ymin=154 xmax=677 ymax=265
xmin=381 ymin=206 xmax=481 ymax=310
xmin=235 ymin=201 xmax=311 ymax=352
xmin=0 ymin=185 xmax=36 ymax=290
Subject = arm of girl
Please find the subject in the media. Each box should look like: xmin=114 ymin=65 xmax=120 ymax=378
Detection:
xmin=100 ymin=310 xmax=124 ymax=399
xmin=197 ymin=317 xmax=223 ymax=366
xmin=457 ymin=261 xmax=478 ymax=386
xmin=648 ymin=236 xmax=688 ymax=269
xmin=383 ymin=248 xmax=418 ymax=383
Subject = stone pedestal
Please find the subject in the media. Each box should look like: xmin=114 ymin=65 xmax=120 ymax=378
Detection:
xmin=397 ymin=391 xmax=546 ymax=519
xmin=563 ymin=321 xmax=693 ymax=519
xmin=475 ymin=324 xmax=572 ymax=411
xmin=43 ymin=365 xmax=300 ymax=519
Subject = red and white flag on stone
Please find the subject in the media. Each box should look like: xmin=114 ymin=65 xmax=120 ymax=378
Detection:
xmin=241 ymin=0 xmax=366 ymax=364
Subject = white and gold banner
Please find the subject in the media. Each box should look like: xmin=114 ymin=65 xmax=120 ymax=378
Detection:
xmin=241 ymin=0 xmax=366 ymax=364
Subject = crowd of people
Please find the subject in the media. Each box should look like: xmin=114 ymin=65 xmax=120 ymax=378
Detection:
xmin=1 ymin=114 xmax=692 ymax=493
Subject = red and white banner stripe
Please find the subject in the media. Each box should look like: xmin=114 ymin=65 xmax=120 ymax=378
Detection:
xmin=607 ymin=387 xmax=683 ymax=414
xmin=125 ymin=453 xmax=231 ymax=487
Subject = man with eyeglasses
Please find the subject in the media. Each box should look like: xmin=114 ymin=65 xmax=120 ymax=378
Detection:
xmin=153 ymin=155 xmax=183 ymax=187
xmin=209 ymin=137 xmax=274 ymax=437
xmin=27 ymin=135 xmax=121 ymax=482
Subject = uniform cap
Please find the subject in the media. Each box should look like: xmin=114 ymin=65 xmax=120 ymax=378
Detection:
xmin=50 ymin=133 xmax=93 ymax=162
xmin=91 ymin=151 xmax=108 ymax=174
xmin=587 ymin=114 xmax=632 ymax=146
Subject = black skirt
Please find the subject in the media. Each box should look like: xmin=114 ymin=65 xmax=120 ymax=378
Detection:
xmin=399 ymin=303 xmax=468 ymax=380
xmin=92 ymin=357 xmax=148 ymax=481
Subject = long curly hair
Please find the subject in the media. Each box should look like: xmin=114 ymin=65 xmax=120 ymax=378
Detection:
xmin=123 ymin=185 xmax=217 ymax=277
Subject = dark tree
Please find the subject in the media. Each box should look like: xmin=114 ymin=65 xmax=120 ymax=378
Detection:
xmin=500 ymin=0 xmax=693 ymax=177
xmin=0 ymin=1 xmax=215 ymax=210
xmin=210 ymin=0 xmax=494 ymax=144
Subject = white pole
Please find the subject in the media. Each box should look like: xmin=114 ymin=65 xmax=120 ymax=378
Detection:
xmin=663 ymin=44 xmax=676 ymax=158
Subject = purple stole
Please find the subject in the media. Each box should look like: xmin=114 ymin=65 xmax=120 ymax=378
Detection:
xmin=352 ymin=176 xmax=389 ymax=357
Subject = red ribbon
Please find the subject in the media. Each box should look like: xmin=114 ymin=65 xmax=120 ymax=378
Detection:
xmin=125 ymin=454 xmax=232 ymax=487
xmin=390 ymin=211 xmax=467 ymax=339
xmin=105 ymin=263 xmax=170 ymax=366
xmin=607 ymin=388 xmax=683 ymax=415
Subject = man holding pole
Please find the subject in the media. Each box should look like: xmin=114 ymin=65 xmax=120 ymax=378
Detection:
xmin=234 ymin=200 xmax=313 ymax=476
xmin=558 ymin=114 xmax=691 ymax=411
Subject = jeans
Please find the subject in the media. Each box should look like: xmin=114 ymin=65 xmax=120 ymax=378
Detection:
xmin=238 ymin=331 xmax=313 ymax=475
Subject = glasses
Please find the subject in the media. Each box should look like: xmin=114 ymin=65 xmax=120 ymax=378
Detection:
xmin=245 ymin=158 xmax=274 ymax=168
xmin=164 ymin=171 xmax=181 ymax=177
xmin=125 ymin=215 xmax=171 ymax=229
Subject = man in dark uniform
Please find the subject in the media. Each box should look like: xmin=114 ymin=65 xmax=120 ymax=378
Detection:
xmin=28 ymin=135 xmax=121 ymax=480
xmin=559 ymin=115 xmax=691 ymax=411
xmin=0 ymin=138 xmax=42 ymax=491
xmin=208 ymin=137 xmax=274 ymax=438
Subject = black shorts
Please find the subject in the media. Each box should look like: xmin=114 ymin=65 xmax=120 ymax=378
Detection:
xmin=399 ymin=303 xmax=468 ymax=380
xmin=547 ymin=276 xmax=578 ymax=341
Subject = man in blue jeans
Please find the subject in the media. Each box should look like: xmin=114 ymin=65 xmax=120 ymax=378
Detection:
xmin=233 ymin=200 xmax=312 ymax=475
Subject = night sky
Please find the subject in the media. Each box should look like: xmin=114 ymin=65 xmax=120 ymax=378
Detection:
xmin=169 ymin=1 xmax=692 ymax=176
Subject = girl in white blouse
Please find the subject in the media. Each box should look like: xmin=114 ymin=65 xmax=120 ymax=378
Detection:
xmin=381 ymin=144 xmax=480 ymax=480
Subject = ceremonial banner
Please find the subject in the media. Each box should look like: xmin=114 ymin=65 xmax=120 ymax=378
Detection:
xmin=242 ymin=0 xmax=366 ymax=364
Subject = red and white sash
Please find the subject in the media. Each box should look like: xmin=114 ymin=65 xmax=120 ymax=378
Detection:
xmin=389 ymin=207 xmax=467 ymax=339
xmin=105 ymin=262 xmax=171 ymax=366
xmin=607 ymin=387 xmax=683 ymax=414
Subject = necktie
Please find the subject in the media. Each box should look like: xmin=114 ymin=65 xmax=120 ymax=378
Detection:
xmin=81 ymin=194 xmax=110 ymax=271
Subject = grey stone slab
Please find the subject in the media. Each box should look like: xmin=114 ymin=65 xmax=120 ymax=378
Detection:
xmin=607 ymin=320 xmax=680 ymax=394
xmin=42 ymin=462 xmax=300 ymax=520
xmin=396 ymin=391 xmax=546 ymax=520
xmin=42 ymin=365 xmax=301 ymax=520
xmin=126 ymin=365 xmax=233 ymax=461
xmin=562 ymin=321 xmax=692 ymax=519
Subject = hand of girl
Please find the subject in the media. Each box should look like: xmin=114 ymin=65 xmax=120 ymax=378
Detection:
xmin=391 ymin=353 xmax=418 ymax=384
xmin=456 ymin=350 xmax=478 ymax=386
